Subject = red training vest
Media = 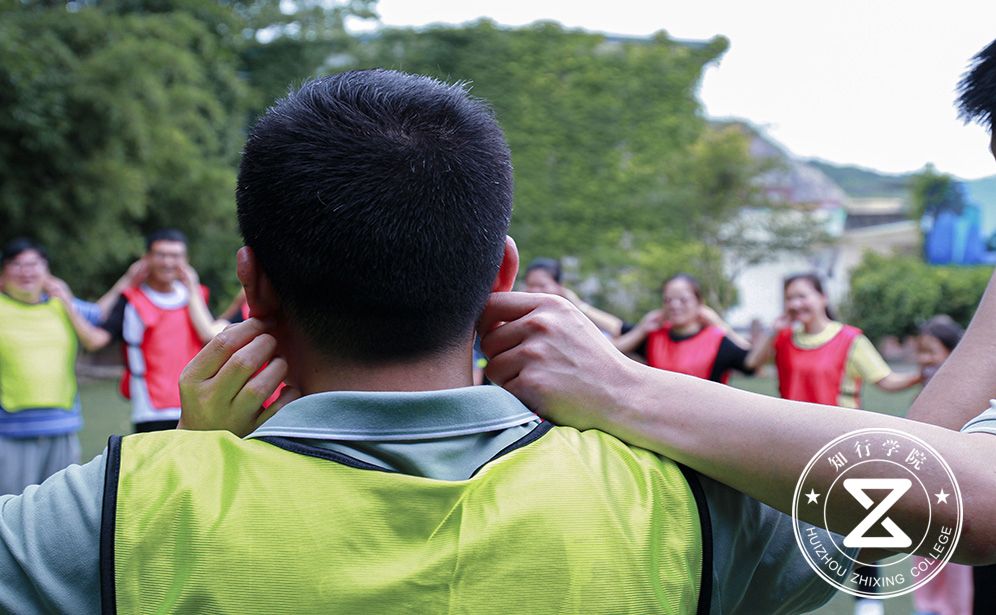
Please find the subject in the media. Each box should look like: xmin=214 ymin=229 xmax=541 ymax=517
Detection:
xmin=119 ymin=286 xmax=208 ymax=410
xmin=773 ymin=324 xmax=862 ymax=406
xmin=645 ymin=324 xmax=729 ymax=383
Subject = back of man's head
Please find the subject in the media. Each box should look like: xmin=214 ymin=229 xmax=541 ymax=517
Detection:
xmin=958 ymin=38 xmax=996 ymax=128
xmin=237 ymin=70 xmax=514 ymax=362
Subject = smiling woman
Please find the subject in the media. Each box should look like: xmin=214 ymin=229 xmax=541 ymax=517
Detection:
xmin=614 ymin=273 xmax=755 ymax=383
xmin=745 ymin=273 xmax=921 ymax=409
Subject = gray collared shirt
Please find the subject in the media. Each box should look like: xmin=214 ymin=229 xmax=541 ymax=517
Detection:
xmin=0 ymin=386 xmax=840 ymax=614
xmin=961 ymin=399 xmax=996 ymax=436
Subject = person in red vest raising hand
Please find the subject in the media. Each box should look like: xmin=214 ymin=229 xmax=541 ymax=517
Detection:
xmin=746 ymin=272 xmax=920 ymax=408
xmin=103 ymin=229 xmax=217 ymax=432
xmin=614 ymin=273 xmax=754 ymax=383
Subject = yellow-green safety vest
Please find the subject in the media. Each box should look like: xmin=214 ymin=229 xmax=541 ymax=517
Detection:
xmin=101 ymin=424 xmax=711 ymax=614
xmin=0 ymin=293 xmax=78 ymax=411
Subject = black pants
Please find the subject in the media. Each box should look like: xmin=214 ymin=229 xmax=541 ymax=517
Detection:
xmin=133 ymin=420 xmax=179 ymax=433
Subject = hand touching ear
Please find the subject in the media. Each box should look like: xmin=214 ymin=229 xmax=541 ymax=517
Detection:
xmin=179 ymin=318 xmax=300 ymax=437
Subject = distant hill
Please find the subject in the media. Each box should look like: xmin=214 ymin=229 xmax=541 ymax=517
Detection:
xmin=807 ymin=159 xmax=996 ymax=206
xmin=723 ymin=121 xmax=996 ymax=206
xmin=805 ymin=160 xmax=914 ymax=200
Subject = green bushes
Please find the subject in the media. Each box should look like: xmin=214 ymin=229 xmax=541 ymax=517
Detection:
xmin=844 ymin=252 xmax=992 ymax=341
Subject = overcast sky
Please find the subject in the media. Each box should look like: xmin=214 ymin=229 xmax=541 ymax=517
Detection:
xmin=362 ymin=0 xmax=996 ymax=180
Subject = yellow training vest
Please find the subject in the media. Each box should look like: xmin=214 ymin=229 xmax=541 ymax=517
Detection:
xmin=103 ymin=426 xmax=709 ymax=614
xmin=0 ymin=294 xmax=77 ymax=411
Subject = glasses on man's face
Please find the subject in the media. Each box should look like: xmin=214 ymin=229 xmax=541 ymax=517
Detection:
xmin=150 ymin=250 xmax=185 ymax=262
xmin=6 ymin=259 xmax=45 ymax=272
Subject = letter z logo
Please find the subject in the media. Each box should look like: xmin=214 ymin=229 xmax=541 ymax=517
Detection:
xmin=842 ymin=478 xmax=913 ymax=549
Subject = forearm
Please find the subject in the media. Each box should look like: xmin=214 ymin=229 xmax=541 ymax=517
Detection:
xmin=710 ymin=316 xmax=751 ymax=350
xmin=578 ymin=304 xmax=623 ymax=336
xmin=65 ymin=304 xmax=110 ymax=351
xmin=95 ymin=278 xmax=130 ymax=320
xmin=480 ymin=292 xmax=995 ymax=563
xmin=586 ymin=365 xmax=995 ymax=564
xmin=186 ymin=288 xmax=219 ymax=343
xmin=744 ymin=333 xmax=774 ymax=369
xmin=723 ymin=329 xmax=751 ymax=350
xmin=612 ymin=327 xmax=647 ymax=354
xmin=908 ymin=271 xmax=996 ymax=429
xmin=874 ymin=371 xmax=922 ymax=392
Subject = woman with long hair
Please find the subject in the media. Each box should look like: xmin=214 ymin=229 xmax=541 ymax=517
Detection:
xmin=746 ymin=273 xmax=920 ymax=408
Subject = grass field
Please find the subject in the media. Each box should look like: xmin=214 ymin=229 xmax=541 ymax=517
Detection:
xmin=78 ymin=372 xmax=921 ymax=614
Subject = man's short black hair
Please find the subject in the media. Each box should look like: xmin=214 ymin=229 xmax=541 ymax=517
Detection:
xmin=237 ymin=70 xmax=514 ymax=362
xmin=1 ymin=238 xmax=47 ymax=267
xmin=958 ymin=39 xmax=996 ymax=129
xmin=145 ymin=228 xmax=188 ymax=251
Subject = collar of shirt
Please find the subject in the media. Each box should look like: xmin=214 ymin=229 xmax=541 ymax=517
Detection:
xmin=245 ymin=386 xmax=542 ymax=481
xmin=247 ymin=385 xmax=539 ymax=442
xmin=139 ymin=281 xmax=189 ymax=309
xmin=793 ymin=320 xmax=844 ymax=349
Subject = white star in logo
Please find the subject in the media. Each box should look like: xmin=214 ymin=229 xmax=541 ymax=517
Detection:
xmin=805 ymin=489 xmax=821 ymax=504
xmin=935 ymin=489 xmax=950 ymax=504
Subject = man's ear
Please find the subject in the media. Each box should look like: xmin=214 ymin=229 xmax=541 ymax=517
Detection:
xmin=491 ymin=236 xmax=519 ymax=293
xmin=237 ymin=246 xmax=280 ymax=319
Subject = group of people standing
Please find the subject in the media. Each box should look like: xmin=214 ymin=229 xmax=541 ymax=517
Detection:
xmin=0 ymin=230 xmax=236 ymax=496
xmin=523 ymin=256 xmax=985 ymax=614
xmin=1 ymin=42 xmax=995 ymax=612
xmin=523 ymin=258 xmax=925 ymax=407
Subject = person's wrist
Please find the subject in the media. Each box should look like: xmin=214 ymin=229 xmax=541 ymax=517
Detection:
xmin=589 ymin=357 xmax=652 ymax=433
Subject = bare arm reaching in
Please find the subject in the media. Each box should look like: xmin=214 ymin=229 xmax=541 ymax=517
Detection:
xmin=179 ymin=264 xmax=225 ymax=342
xmin=95 ymin=259 xmax=148 ymax=320
xmin=43 ymin=276 xmax=111 ymax=352
xmin=478 ymin=292 xmax=996 ymax=565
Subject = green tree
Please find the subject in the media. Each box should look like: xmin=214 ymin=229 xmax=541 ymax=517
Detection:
xmin=615 ymin=239 xmax=736 ymax=320
xmin=0 ymin=1 xmax=376 ymax=301
xmin=352 ymin=21 xmax=781 ymax=315
xmin=0 ymin=6 xmax=251 ymax=299
xmin=909 ymin=164 xmax=962 ymax=221
xmin=844 ymin=252 xmax=991 ymax=341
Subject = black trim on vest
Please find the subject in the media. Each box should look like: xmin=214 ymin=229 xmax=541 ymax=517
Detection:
xmin=257 ymin=437 xmax=397 ymax=473
xmin=678 ymin=464 xmax=713 ymax=615
xmin=99 ymin=435 xmax=123 ymax=615
xmin=470 ymin=420 xmax=554 ymax=477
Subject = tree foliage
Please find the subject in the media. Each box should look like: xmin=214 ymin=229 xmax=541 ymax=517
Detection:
xmin=351 ymin=21 xmax=780 ymax=313
xmin=0 ymin=5 xmax=246 ymax=298
xmin=0 ymin=0 xmax=374 ymax=301
xmin=1 ymin=5 xmax=788 ymax=318
xmin=909 ymin=164 xmax=963 ymax=221
xmin=844 ymin=252 xmax=991 ymax=341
